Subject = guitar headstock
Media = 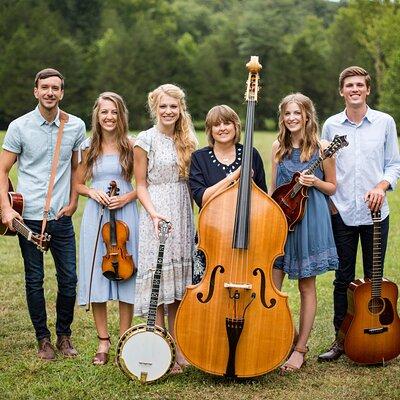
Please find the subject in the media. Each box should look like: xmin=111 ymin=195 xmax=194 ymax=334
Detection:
xmin=323 ymin=135 xmax=349 ymax=158
xmin=245 ymin=56 xmax=262 ymax=102
xmin=158 ymin=220 xmax=171 ymax=244
xmin=107 ymin=180 xmax=119 ymax=197
xmin=31 ymin=232 xmax=51 ymax=253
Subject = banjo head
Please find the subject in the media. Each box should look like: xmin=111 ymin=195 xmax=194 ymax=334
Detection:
xmin=116 ymin=323 xmax=176 ymax=383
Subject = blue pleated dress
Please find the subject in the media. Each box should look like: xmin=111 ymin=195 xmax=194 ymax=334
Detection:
xmin=275 ymin=148 xmax=338 ymax=279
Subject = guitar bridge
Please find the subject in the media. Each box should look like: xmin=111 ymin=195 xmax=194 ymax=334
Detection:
xmin=364 ymin=327 xmax=388 ymax=335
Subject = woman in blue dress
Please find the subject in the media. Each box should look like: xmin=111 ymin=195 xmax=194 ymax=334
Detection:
xmin=270 ymin=93 xmax=338 ymax=374
xmin=76 ymin=92 xmax=138 ymax=365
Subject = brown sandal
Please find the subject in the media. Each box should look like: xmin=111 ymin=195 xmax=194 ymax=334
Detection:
xmin=279 ymin=346 xmax=308 ymax=375
xmin=92 ymin=336 xmax=111 ymax=366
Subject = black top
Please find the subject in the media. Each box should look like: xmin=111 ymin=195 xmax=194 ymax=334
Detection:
xmin=189 ymin=143 xmax=268 ymax=208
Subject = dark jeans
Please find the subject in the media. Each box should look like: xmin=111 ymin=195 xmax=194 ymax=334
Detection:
xmin=331 ymin=213 xmax=389 ymax=333
xmin=18 ymin=216 xmax=77 ymax=341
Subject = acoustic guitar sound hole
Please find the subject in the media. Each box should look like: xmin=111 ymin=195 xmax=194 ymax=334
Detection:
xmin=368 ymin=297 xmax=384 ymax=314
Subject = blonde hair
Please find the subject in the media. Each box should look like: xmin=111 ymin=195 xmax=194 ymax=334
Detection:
xmin=205 ymin=105 xmax=241 ymax=147
xmin=275 ymin=93 xmax=319 ymax=163
xmin=84 ymin=92 xmax=134 ymax=182
xmin=148 ymin=84 xmax=197 ymax=178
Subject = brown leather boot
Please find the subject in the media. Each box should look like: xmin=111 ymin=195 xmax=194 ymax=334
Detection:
xmin=318 ymin=339 xmax=344 ymax=362
xmin=56 ymin=335 xmax=78 ymax=357
xmin=37 ymin=338 xmax=56 ymax=361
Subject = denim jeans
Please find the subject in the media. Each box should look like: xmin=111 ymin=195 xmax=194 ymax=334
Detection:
xmin=331 ymin=213 xmax=389 ymax=333
xmin=18 ymin=216 xmax=77 ymax=341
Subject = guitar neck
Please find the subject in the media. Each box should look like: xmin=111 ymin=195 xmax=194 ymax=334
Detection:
xmin=146 ymin=242 xmax=165 ymax=330
xmin=12 ymin=218 xmax=33 ymax=241
xmin=371 ymin=214 xmax=382 ymax=298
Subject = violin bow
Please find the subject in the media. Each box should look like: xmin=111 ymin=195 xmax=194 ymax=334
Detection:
xmin=85 ymin=204 xmax=105 ymax=312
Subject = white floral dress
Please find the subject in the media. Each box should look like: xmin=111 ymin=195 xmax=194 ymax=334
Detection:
xmin=134 ymin=127 xmax=195 ymax=316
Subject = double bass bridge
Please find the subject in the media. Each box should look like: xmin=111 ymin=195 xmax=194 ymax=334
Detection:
xmin=224 ymin=282 xmax=252 ymax=290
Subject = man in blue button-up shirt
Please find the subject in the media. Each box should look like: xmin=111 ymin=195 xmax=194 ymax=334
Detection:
xmin=0 ymin=68 xmax=86 ymax=360
xmin=318 ymin=66 xmax=400 ymax=362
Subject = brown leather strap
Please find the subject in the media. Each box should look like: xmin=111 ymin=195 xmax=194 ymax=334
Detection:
xmin=40 ymin=110 xmax=69 ymax=243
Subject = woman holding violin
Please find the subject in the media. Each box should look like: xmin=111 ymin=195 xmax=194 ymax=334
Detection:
xmin=189 ymin=104 xmax=267 ymax=284
xmin=134 ymin=84 xmax=197 ymax=373
xmin=270 ymin=93 xmax=338 ymax=374
xmin=76 ymin=92 xmax=138 ymax=365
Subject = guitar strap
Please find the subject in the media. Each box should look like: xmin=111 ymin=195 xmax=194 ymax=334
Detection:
xmin=39 ymin=110 xmax=69 ymax=247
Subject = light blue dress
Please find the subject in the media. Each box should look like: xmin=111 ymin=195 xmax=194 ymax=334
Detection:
xmin=78 ymin=139 xmax=138 ymax=305
xmin=275 ymin=148 xmax=338 ymax=279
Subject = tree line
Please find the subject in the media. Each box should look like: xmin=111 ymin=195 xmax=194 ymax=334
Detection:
xmin=0 ymin=0 xmax=399 ymax=131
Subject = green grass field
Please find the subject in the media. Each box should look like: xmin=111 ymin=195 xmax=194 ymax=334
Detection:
xmin=0 ymin=130 xmax=399 ymax=400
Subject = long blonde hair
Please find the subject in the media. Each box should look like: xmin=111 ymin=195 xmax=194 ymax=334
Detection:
xmin=84 ymin=92 xmax=134 ymax=182
xmin=148 ymin=84 xmax=197 ymax=178
xmin=275 ymin=93 xmax=319 ymax=163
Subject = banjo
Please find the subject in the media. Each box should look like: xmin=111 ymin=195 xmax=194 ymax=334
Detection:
xmin=116 ymin=220 xmax=176 ymax=383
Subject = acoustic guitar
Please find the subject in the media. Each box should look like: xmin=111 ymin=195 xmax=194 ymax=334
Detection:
xmin=271 ymin=135 xmax=348 ymax=231
xmin=0 ymin=179 xmax=50 ymax=253
xmin=116 ymin=220 xmax=176 ymax=383
xmin=341 ymin=210 xmax=400 ymax=364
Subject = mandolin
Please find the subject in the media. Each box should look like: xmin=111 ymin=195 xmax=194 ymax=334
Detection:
xmin=0 ymin=179 xmax=50 ymax=252
xmin=272 ymin=135 xmax=348 ymax=231
xmin=340 ymin=210 xmax=400 ymax=364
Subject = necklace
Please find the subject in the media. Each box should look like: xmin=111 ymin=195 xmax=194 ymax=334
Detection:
xmin=214 ymin=149 xmax=236 ymax=164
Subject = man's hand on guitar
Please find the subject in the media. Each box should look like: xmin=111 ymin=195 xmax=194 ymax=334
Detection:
xmin=298 ymin=171 xmax=318 ymax=187
xmin=1 ymin=205 xmax=22 ymax=231
xmin=364 ymin=187 xmax=385 ymax=212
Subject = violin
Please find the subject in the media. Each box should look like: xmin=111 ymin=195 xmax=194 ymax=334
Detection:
xmin=175 ymin=57 xmax=294 ymax=378
xmin=101 ymin=180 xmax=136 ymax=281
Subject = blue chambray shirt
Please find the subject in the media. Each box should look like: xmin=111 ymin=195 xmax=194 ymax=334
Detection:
xmin=3 ymin=106 xmax=86 ymax=220
xmin=322 ymin=106 xmax=400 ymax=226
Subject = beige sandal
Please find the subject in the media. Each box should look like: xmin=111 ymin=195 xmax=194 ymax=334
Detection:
xmin=279 ymin=346 xmax=308 ymax=375
xmin=92 ymin=336 xmax=111 ymax=366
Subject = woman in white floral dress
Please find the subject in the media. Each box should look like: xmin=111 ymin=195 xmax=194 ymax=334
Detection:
xmin=134 ymin=84 xmax=197 ymax=372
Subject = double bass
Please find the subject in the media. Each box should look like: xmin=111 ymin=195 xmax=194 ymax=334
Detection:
xmin=175 ymin=57 xmax=294 ymax=378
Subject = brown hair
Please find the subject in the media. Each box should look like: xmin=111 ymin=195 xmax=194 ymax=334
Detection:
xmin=148 ymin=84 xmax=197 ymax=179
xmin=34 ymin=68 xmax=64 ymax=90
xmin=339 ymin=66 xmax=371 ymax=90
xmin=83 ymin=92 xmax=134 ymax=182
xmin=275 ymin=93 xmax=319 ymax=163
xmin=205 ymin=105 xmax=241 ymax=147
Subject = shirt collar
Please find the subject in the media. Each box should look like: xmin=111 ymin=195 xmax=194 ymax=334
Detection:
xmin=34 ymin=105 xmax=61 ymax=127
xmin=340 ymin=105 xmax=373 ymax=125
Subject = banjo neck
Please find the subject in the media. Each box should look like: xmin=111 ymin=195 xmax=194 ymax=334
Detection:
xmin=146 ymin=221 xmax=170 ymax=330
